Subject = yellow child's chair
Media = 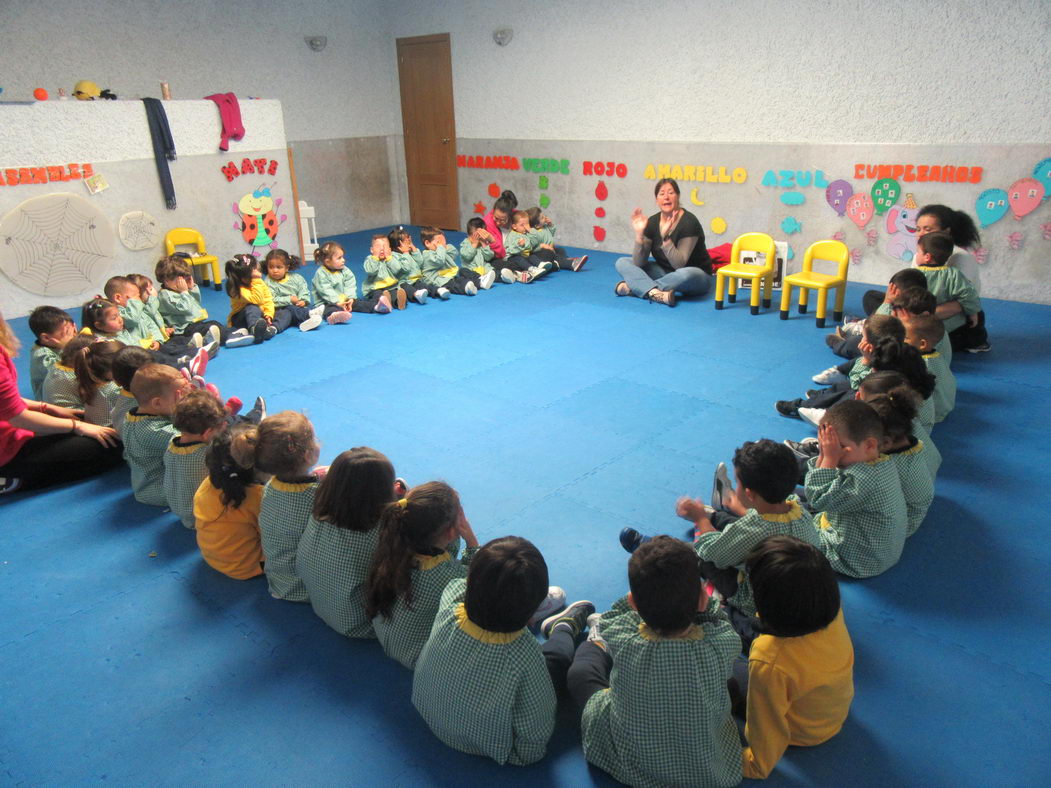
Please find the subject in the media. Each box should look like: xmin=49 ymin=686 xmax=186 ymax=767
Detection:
xmin=163 ymin=228 xmax=222 ymax=291
xmin=779 ymin=240 xmax=850 ymax=328
xmin=714 ymin=232 xmax=777 ymax=315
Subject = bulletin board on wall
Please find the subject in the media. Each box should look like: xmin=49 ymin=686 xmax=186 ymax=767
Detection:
xmin=455 ymin=141 xmax=1051 ymax=304
xmin=0 ymin=101 xmax=299 ymax=318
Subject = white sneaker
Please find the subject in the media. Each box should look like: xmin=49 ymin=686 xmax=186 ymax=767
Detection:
xmin=308 ymin=304 xmax=325 ymax=320
xmin=586 ymin=612 xmax=606 ymax=646
xmin=527 ymin=265 xmax=547 ymax=281
xmin=479 ymin=270 xmax=496 ymax=289
xmin=500 ymin=268 xmax=517 ymax=284
xmin=299 ymin=313 xmax=323 ymax=332
xmin=527 ymin=586 xmax=566 ymax=625
xmin=812 ymin=367 xmax=848 ymax=385
xmin=226 ymin=329 xmax=255 ymax=348
xmin=414 ymin=289 xmax=429 ymax=304
xmin=437 ymin=287 xmax=450 ymax=300
xmin=206 ymin=324 xmax=222 ymax=346
xmin=189 ymin=332 xmax=204 ymax=349
xmin=465 ymin=281 xmax=478 ymax=296
xmin=799 ymin=407 xmax=826 ymax=427
xmin=711 ymin=462 xmax=731 ymax=511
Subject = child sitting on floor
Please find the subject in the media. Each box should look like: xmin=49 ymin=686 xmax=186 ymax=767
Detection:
xmin=105 ymin=276 xmax=207 ymax=361
xmin=890 ymin=286 xmax=952 ymax=364
xmin=389 ymin=227 xmax=433 ymax=303
xmin=570 ymin=536 xmax=742 ymax=787
xmin=735 ymin=535 xmax=854 ymax=780
xmin=264 ymin=249 xmax=324 ymax=332
xmin=365 ymin=481 xmax=480 ymax=669
xmin=504 ymin=211 xmax=550 ymax=283
xmin=225 ymin=254 xmax=277 ymax=343
xmin=163 ymin=390 xmax=228 ymax=529
xmin=526 ymin=207 xmax=588 ymax=272
xmin=254 ymin=411 xmax=323 ymax=602
xmin=412 ymin=535 xmax=588 ymax=766
xmin=806 ymin=400 xmax=908 ymax=578
xmin=27 ymin=306 xmax=76 ymax=400
xmin=41 ymin=335 xmax=94 ymax=409
xmin=83 ymin=298 xmax=204 ymax=373
xmin=858 ymin=377 xmax=934 ymax=537
xmin=459 ymin=218 xmax=499 ymax=286
xmin=123 ymin=364 xmax=188 ymax=506
xmin=914 ymin=231 xmax=982 ymax=350
xmin=362 ymin=234 xmax=410 ymax=309
xmin=420 ymin=226 xmax=482 ymax=298
xmin=194 ymin=423 xmax=267 ymax=579
xmin=826 ymin=268 xmax=927 ymax=359
xmin=904 ymin=313 xmax=955 ymax=423
xmin=155 ymin=255 xmax=251 ymax=348
xmin=70 ymin=339 xmax=124 ymax=426
xmin=126 ymin=273 xmax=168 ymax=338
xmin=295 ymin=447 xmax=399 ymax=637
xmin=312 ymin=241 xmax=391 ymax=323
xmin=109 ymin=346 xmax=153 ymax=437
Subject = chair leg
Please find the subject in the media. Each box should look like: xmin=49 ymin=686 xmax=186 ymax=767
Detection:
xmin=779 ymin=283 xmax=792 ymax=320
xmin=815 ymin=289 xmax=828 ymax=329
xmin=714 ymin=272 xmax=725 ymax=309
xmin=798 ymin=285 xmax=810 ymax=315
xmin=749 ymin=277 xmax=761 ymax=315
xmin=761 ymin=272 xmax=773 ymax=309
xmin=833 ymin=283 xmax=846 ymax=322
xmin=728 ymin=276 xmax=737 ymax=304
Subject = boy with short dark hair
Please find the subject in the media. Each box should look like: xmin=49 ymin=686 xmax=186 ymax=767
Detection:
xmin=828 ymin=268 xmax=928 ymax=363
xmin=914 ymin=231 xmax=982 ymax=347
xmin=109 ymin=346 xmax=153 ymax=437
xmin=459 ymin=217 xmax=499 ymax=287
xmin=569 ymin=536 xmax=742 ymax=787
xmin=736 ymin=535 xmax=854 ymax=779
xmin=905 ymin=313 xmax=955 ymax=422
xmin=420 ymin=226 xmax=482 ymax=298
xmin=27 ymin=306 xmax=76 ymax=400
xmin=123 ymin=364 xmax=188 ymax=506
xmin=806 ymin=400 xmax=908 ymax=577
xmin=525 ymin=206 xmax=587 ymax=272
xmin=164 ymin=390 xmax=227 ymax=528
xmin=155 ymin=255 xmax=248 ymax=347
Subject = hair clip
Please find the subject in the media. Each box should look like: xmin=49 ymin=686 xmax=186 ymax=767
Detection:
xmin=397 ymin=498 xmax=408 ymax=509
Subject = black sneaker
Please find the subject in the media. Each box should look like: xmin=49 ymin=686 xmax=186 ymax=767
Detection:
xmin=783 ymin=438 xmax=819 ymax=459
xmin=541 ymin=600 xmax=596 ymax=638
xmin=252 ymin=318 xmax=269 ymax=344
xmin=0 ymin=476 xmax=23 ymax=494
xmin=966 ymin=342 xmax=991 ymax=353
xmin=244 ymin=396 xmax=267 ymax=424
xmin=619 ymin=527 xmax=650 ymax=554
xmin=775 ymin=399 xmax=802 ymax=418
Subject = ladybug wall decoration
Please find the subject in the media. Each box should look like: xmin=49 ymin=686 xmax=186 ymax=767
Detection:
xmin=233 ymin=184 xmax=287 ymax=254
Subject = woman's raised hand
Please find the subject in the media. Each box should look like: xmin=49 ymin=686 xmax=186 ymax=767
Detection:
xmin=631 ymin=208 xmax=648 ymax=239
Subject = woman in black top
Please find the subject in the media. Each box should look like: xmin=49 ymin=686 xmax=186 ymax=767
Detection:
xmin=614 ymin=178 xmax=712 ymax=307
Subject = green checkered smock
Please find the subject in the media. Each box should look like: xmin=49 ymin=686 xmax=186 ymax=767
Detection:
xmin=848 ymin=358 xmax=871 ymax=389
xmin=29 ymin=344 xmax=60 ymax=400
xmin=163 ymin=438 xmax=209 ymax=528
xmin=110 ymin=388 xmax=138 ymax=438
xmin=41 ymin=364 xmax=82 ymax=409
xmin=122 ymin=409 xmax=179 ymax=506
xmin=260 ymin=478 xmax=319 ymax=602
xmin=890 ymin=440 xmax=934 ymax=537
xmin=83 ymin=381 xmax=122 ymax=427
xmin=694 ymin=499 xmax=821 ymax=617
xmin=373 ymin=548 xmax=477 ymax=670
xmin=581 ymin=596 xmax=743 ymax=788
xmin=919 ymin=264 xmax=980 ymax=334
xmin=911 ymin=420 xmax=941 ymax=477
xmin=412 ymin=578 xmax=556 ymax=766
xmin=295 ymin=516 xmax=379 ymax=638
xmin=924 ymin=351 xmax=956 ymax=423
xmin=916 ymin=395 xmax=936 ymax=432
xmin=807 ymin=455 xmax=908 ymax=578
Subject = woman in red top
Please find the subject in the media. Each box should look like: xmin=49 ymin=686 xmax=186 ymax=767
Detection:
xmin=0 ymin=311 xmax=122 ymax=495
xmin=482 ymin=190 xmax=517 ymax=260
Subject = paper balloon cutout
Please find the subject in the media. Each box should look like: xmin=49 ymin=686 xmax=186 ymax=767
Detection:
xmin=870 ymin=178 xmax=900 ymax=215
xmin=593 ymin=226 xmax=606 ymax=242
xmin=594 ymin=207 xmax=605 ymax=218
xmin=595 ymin=181 xmax=608 ymax=201
xmin=710 ymin=217 xmax=727 ymax=235
xmin=1007 ymin=177 xmax=1045 ymax=220
xmin=825 ymin=179 xmax=853 ymax=216
xmin=846 ymin=193 xmax=874 ymax=228
xmin=487 ymin=182 xmax=500 ymax=198
xmin=1033 ymin=158 xmax=1051 ymax=200
xmin=975 ymin=188 xmax=1009 ymax=227
xmin=1043 ymin=223 xmax=1051 ymax=241
xmin=538 ymin=176 xmax=549 ymax=190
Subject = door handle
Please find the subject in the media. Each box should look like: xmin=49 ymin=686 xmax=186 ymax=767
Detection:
xmin=442 ymin=138 xmax=450 ymax=144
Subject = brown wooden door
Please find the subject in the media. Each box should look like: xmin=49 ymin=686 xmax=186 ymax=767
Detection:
xmin=397 ymin=33 xmax=459 ymax=230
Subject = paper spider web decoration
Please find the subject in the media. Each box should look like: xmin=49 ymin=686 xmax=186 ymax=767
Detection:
xmin=119 ymin=210 xmax=160 ymax=251
xmin=0 ymin=192 xmax=115 ymax=296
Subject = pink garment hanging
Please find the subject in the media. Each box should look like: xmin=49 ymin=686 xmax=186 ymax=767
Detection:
xmin=204 ymin=92 xmax=245 ymax=151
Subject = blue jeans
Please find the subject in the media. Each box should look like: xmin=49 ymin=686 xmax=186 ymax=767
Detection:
xmin=615 ymin=257 xmax=711 ymax=298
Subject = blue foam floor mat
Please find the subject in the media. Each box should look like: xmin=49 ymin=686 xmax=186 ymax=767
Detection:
xmin=2 ymin=228 xmax=1050 ymax=785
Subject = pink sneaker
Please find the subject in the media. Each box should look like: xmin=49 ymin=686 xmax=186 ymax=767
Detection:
xmin=571 ymin=255 xmax=589 ymax=272
xmin=189 ymin=346 xmax=209 ymax=377
xmin=225 ymin=396 xmax=243 ymax=417
xmin=326 ymin=310 xmax=351 ymax=324
xmin=376 ymin=292 xmax=393 ymax=314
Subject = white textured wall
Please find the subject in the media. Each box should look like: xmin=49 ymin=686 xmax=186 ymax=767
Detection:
xmin=0 ymin=0 xmax=398 ymax=142
xmin=390 ymin=0 xmax=1051 ymax=144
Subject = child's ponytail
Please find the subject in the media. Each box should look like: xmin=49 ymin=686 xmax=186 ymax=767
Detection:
xmin=365 ymin=481 xmax=460 ymax=621
xmin=869 ymin=340 xmax=937 ymax=399
xmin=224 ymin=254 xmax=256 ymax=298
xmin=72 ymin=339 xmax=123 ymax=405
xmin=314 ymin=242 xmax=342 ymax=269
xmin=81 ymin=297 xmax=115 ymax=333
xmin=918 ymin=203 xmax=981 ymax=250
xmin=206 ymin=423 xmax=259 ymax=510
xmin=865 ymin=385 xmax=919 ymax=443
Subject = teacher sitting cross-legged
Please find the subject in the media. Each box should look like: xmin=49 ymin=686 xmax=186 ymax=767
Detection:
xmin=614 ymin=178 xmax=713 ymax=307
